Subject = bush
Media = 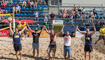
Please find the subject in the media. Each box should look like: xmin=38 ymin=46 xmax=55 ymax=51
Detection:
xmin=53 ymin=24 xmax=63 ymax=33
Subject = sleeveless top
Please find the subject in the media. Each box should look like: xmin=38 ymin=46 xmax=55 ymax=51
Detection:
xmin=13 ymin=32 xmax=21 ymax=44
xmin=85 ymin=33 xmax=92 ymax=46
xmin=50 ymin=33 xmax=55 ymax=44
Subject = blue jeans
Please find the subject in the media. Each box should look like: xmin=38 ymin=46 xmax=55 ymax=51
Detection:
xmin=64 ymin=46 xmax=71 ymax=56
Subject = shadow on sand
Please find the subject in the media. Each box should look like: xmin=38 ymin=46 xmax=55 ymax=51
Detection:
xmin=0 ymin=57 xmax=17 ymax=60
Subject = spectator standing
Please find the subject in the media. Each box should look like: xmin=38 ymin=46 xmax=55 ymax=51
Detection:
xmin=82 ymin=8 xmax=85 ymax=14
xmin=50 ymin=12 xmax=55 ymax=21
xmin=34 ymin=1 xmax=37 ymax=8
xmin=93 ymin=8 xmax=97 ymax=16
xmin=73 ymin=4 xmax=77 ymax=11
xmin=22 ymin=0 xmax=26 ymax=8
xmin=1 ymin=1 xmax=6 ymax=8
xmin=16 ymin=4 xmax=21 ymax=13
xmin=44 ymin=13 xmax=48 ymax=23
xmin=34 ymin=11 xmax=39 ymax=21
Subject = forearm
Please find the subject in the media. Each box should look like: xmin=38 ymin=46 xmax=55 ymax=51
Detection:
xmin=93 ymin=25 xmax=96 ymax=32
xmin=93 ymin=27 xmax=96 ymax=32
xmin=20 ymin=26 xmax=26 ymax=33
xmin=27 ymin=25 xmax=32 ymax=32
xmin=9 ymin=22 xmax=13 ymax=35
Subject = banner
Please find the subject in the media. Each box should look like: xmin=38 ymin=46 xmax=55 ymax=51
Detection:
xmin=53 ymin=20 xmax=63 ymax=25
xmin=0 ymin=27 xmax=9 ymax=30
xmin=0 ymin=14 xmax=11 ymax=16
xmin=0 ymin=30 xmax=9 ymax=37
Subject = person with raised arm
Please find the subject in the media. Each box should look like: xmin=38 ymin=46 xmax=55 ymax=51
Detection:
xmin=95 ymin=25 xmax=105 ymax=45
xmin=27 ymin=24 xmax=43 ymax=58
xmin=63 ymin=31 xmax=71 ymax=60
xmin=44 ymin=26 xmax=56 ymax=60
xmin=77 ymin=23 xmax=96 ymax=60
xmin=9 ymin=21 xmax=27 ymax=60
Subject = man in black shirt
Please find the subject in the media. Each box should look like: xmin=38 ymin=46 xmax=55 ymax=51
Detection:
xmin=27 ymin=24 xmax=43 ymax=57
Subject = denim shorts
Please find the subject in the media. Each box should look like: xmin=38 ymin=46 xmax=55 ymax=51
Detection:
xmin=64 ymin=46 xmax=71 ymax=56
xmin=32 ymin=42 xmax=39 ymax=50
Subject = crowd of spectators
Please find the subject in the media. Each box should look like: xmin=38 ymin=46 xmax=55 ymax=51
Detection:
xmin=0 ymin=0 xmax=48 ymax=13
xmin=57 ymin=4 xmax=104 ymax=23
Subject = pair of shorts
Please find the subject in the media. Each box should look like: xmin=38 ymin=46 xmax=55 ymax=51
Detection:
xmin=84 ymin=45 xmax=93 ymax=52
xmin=32 ymin=43 xmax=39 ymax=50
xmin=98 ymin=36 xmax=105 ymax=40
xmin=64 ymin=46 xmax=71 ymax=56
xmin=47 ymin=45 xmax=56 ymax=53
xmin=13 ymin=44 xmax=22 ymax=51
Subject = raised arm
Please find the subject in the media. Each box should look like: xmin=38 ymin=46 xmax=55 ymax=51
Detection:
xmin=61 ymin=25 xmax=64 ymax=32
xmin=44 ymin=25 xmax=50 ymax=34
xmin=91 ymin=23 xmax=96 ymax=36
xmin=27 ymin=24 xmax=32 ymax=32
xmin=19 ymin=26 xmax=27 ymax=34
xmin=54 ymin=35 xmax=56 ymax=42
xmin=76 ymin=26 xmax=86 ymax=34
xmin=9 ymin=22 xmax=14 ymax=35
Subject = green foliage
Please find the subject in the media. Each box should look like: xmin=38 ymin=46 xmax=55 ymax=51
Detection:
xmin=53 ymin=25 xmax=63 ymax=33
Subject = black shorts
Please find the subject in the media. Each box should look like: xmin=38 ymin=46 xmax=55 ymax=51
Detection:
xmin=98 ymin=36 xmax=105 ymax=40
xmin=48 ymin=44 xmax=56 ymax=53
xmin=84 ymin=45 xmax=93 ymax=52
xmin=14 ymin=44 xmax=22 ymax=51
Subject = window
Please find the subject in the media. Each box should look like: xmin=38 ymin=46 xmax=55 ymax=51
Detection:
xmin=51 ymin=0 xmax=62 ymax=5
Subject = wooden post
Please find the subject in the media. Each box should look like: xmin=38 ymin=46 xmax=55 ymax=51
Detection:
xmin=13 ymin=11 xmax=15 ymax=32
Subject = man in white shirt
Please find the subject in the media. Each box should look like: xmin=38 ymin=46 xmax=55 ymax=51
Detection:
xmin=16 ymin=4 xmax=21 ymax=13
xmin=34 ymin=12 xmax=39 ymax=21
xmin=64 ymin=31 xmax=71 ymax=60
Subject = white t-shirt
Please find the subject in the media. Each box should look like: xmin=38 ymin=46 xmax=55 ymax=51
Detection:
xmin=64 ymin=35 xmax=71 ymax=46
xmin=16 ymin=6 xmax=21 ymax=10
xmin=35 ymin=12 xmax=38 ymax=17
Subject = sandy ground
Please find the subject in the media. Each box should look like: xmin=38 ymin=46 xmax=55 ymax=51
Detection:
xmin=0 ymin=32 xmax=105 ymax=60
